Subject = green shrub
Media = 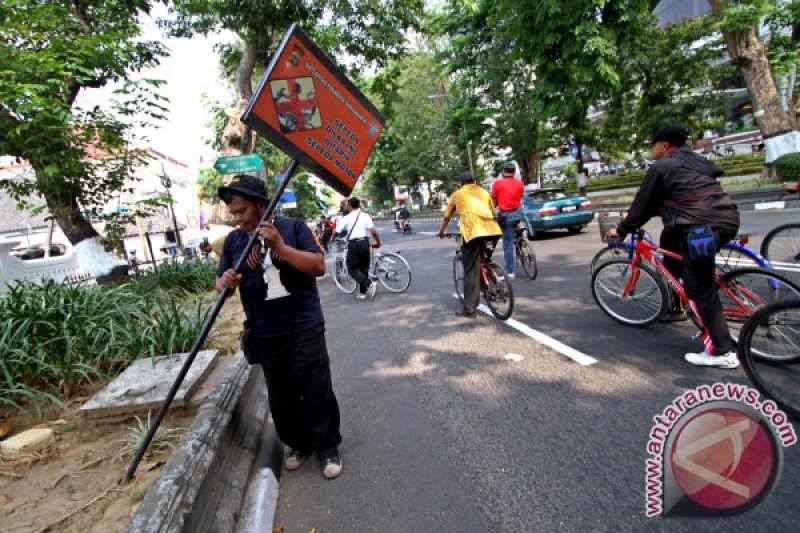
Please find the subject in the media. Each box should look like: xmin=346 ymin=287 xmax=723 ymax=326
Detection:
xmin=774 ymin=152 xmax=800 ymax=180
xmin=131 ymin=259 xmax=216 ymax=296
xmin=0 ymin=277 xmax=219 ymax=416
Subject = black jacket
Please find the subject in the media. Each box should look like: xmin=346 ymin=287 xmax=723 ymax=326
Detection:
xmin=617 ymin=146 xmax=740 ymax=238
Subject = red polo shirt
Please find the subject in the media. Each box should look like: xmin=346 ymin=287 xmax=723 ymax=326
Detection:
xmin=491 ymin=176 xmax=524 ymax=211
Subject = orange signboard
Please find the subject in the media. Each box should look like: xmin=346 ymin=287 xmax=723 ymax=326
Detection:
xmin=242 ymin=24 xmax=385 ymax=197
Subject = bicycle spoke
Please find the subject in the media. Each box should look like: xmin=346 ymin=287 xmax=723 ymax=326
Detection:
xmin=762 ymin=223 xmax=800 ymax=283
xmin=484 ymin=263 xmax=513 ymax=320
xmin=376 ymin=253 xmax=411 ymax=293
xmin=591 ymin=259 xmax=666 ymax=326
xmin=741 ymin=302 xmax=800 ymax=419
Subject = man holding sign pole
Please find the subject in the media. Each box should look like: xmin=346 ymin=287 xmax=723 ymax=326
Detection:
xmin=216 ymin=174 xmax=344 ymax=479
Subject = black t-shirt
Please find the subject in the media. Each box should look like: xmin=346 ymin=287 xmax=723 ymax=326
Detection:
xmin=217 ymin=218 xmax=324 ymax=338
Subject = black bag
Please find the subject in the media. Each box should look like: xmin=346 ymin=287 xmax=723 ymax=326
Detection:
xmin=686 ymin=225 xmax=717 ymax=260
xmin=240 ymin=321 xmax=258 ymax=364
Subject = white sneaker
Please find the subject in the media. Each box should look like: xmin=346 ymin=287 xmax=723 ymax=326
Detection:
xmin=507 ymin=273 xmax=516 ymax=280
xmin=284 ymin=449 xmax=309 ymax=471
xmin=322 ymin=456 xmax=342 ymax=479
xmin=367 ymin=281 xmax=377 ymax=299
xmin=684 ymin=350 xmax=739 ymax=369
xmin=356 ymin=293 xmax=367 ymax=300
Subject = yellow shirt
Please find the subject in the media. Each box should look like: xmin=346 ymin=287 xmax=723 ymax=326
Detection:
xmin=445 ymin=184 xmax=501 ymax=243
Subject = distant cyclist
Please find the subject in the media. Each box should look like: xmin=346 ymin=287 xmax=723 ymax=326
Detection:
xmin=394 ymin=201 xmax=411 ymax=232
xmin=491 ymin=162 xmax=525 ymax=280
xmin=437 ymin=171 xmax=501 ymax=318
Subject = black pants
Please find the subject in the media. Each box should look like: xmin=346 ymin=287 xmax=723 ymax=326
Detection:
xmin=347 ymin=238 xmax=372 ymax=293
xmin=461 ymin=236 xmax=495 ymax=313
xmin=253 ymin=324 xmax=342 ymax=459
xmin=661 ymin=227 xmax=735 ymax=355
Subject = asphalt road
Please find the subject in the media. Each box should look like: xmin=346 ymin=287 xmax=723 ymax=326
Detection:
xmin=274 ymin=209 xmax=800 ymax=532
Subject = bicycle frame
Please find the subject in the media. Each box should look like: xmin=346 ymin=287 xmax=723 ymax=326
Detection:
xmin=609 ymin=231 xmax=770 ymax=270
xmin=621 ymin=230 xmax=782 ymax=327
xmin=449 ymin=234 xmax=494 ymax=289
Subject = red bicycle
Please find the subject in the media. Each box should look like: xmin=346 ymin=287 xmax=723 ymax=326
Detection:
xmin=446 ymin=233 xmax=514 ymax=320
xmin=591 ymin=229 xmax=800 ymax=354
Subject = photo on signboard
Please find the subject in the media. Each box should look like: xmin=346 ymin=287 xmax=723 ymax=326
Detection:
xmin=270 ymin=77 xmax=322 ymax=133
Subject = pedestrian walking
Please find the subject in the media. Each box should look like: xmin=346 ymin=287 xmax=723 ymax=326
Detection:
xmin=215 ymin=174 xmax=344 ymax=478
xmin=336 ymin=196 xmax=381 ymax=300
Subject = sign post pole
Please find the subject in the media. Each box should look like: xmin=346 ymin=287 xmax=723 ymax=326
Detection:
xmin=124 ymin=160 xmax=300 ymax=482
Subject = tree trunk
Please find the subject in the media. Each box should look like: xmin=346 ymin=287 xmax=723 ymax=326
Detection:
xmin=711 ymin=1 xmax=793 ymax=137
xmin=214 ymin=38 xmax=259 ymax=225
xmin=36 ymin=167 xmax=128 ymax=284
xmin=221 ymin=38 xmax=257 ymax=156
xmin=523 ymin=153 xmax=539 ymax=186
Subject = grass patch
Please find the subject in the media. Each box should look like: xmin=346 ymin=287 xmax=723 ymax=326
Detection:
xmin=0 ymin=260 xmax=225 ymax=417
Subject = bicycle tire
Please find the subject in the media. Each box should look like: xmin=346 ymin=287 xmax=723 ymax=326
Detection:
xmin=740 ymin=300 xmax=800 ymax=419
xmin=590 ymin=243 xmax=630 ymax=274
xmin=716 ymin=243 xmax=764 ymax=273
xmin=591 ymin=259 xmax=668 ymax=326
xmin=375 ymin=252 xmax=411 ymax=293
xmin=718 ymin=267 xmax=800 ymax=358
xmin=453 ymin=253 xmax=465 ymax=304
xmin=333 ymin=257 xmax=358 ymax=293
xmin=760 ymin=222 xmax=800 ymax=282
xmin=484 ymin=262 xmax=514 ymax=320
xmin=516 ymin=240 xmax=538 ymax=280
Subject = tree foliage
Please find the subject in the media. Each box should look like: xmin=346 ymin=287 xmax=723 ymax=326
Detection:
xmin=0 ymin=0 xmax=167 ymax=279
xmin=167 ymin=0 xmax=425 ymax=154
xmin=362 ymin=49 xmax=463 ymax=203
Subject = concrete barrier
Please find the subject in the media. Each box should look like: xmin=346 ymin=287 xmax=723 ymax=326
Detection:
xmin=128 ymin=355 xmax=282 ymax=533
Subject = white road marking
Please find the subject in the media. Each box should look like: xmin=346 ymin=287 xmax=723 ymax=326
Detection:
xmin=754 ymin=201 xmax=786 ymax=210
xmin=455 ymin=295 xmax=599 ymax=366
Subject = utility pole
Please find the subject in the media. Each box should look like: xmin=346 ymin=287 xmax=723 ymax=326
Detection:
xmin=466 ymin=140 xmax=475 ymax=176
xmin=160 ymin=166 xmax=182 ymax=249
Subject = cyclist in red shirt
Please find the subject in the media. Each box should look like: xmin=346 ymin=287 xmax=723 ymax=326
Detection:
xmin=491 ymin=162 xmax=525 ymax=279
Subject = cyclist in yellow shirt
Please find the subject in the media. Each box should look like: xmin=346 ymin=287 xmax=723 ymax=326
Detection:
xmin=437 ymin=171 xmax=502 ymax=318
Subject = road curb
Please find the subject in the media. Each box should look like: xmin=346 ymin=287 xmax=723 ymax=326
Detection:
xmin=128 ymin=355 xmax=282 ymax=533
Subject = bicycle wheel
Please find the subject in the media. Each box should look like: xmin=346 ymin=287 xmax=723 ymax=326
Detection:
xmin=590 ymin=243 xmax=629 ymax=274
xmin=333 ymin=257 xmax=357 ymax=293
xmin=591 ymin=259 xmax=668 ymax=326
xmin=740 ymin=301 xmax=800 ymax=419
xmin=516 ymin=240 xmax=538 ymax=279
xmin=718 ymin=267 xmax=800 ymax=355
xmin=484 ymin=262 xmax=514 ymax=320
xmin=716 ymin=243 xmax=764 ymax=273
xmin=375 ymin=252 xmax=411 ymax=293
xmin=453 ymin=253 xmax=465 ymax=304
xmin=761 ymin=222 xmax=800 ymax=282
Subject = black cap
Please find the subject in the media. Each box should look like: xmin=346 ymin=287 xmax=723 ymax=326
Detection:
xmin=649 ymin=125 xmax=689 ymax=146
xmin=503 ymin=163 xmax=516 ymax=174
xmin=459 ymin=171 xmax=475 ymax=183
xmin=218 ymin=174 xmax=269 ymax=203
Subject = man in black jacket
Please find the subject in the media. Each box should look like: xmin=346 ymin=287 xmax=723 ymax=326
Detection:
xmin=605 ymin=125 xmax=740 ymax=369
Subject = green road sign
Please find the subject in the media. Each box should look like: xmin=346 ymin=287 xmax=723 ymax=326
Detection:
xmin=213 ymin=154 xmax=263 ymax=174
xmin=384 ymin=200 xmax=392 ymax=206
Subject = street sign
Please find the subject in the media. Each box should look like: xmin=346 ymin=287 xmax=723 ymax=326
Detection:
xmin=213 ymin=154 xmax=263 ymax=175
xmin=242 ymin=24 xmax=385 ymax=197
xmin=274 ymin=174 xmax=297 ymax=207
